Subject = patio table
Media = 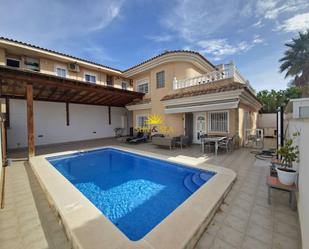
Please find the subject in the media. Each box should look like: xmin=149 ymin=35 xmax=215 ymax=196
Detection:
xmin=201 ymin=136 xmax=226 ymax=156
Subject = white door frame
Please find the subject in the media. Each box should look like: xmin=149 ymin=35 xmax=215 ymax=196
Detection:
xmin=193 ymin=112 xmax=206 ymax=144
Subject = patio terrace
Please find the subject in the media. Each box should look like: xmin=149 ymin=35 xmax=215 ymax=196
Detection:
xmin=0 ymin=138 xmax=301 ymax=249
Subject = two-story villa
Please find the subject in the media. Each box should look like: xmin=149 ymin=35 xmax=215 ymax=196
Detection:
xmin=125 ymin=51 xmax=261 ymax=145
xmin=0 ymin=37 xmax=261 ymax=157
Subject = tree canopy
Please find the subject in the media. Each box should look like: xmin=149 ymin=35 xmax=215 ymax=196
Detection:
xmin=279 ymin=30 xmax=309 ymax=96
xmin=257 ymin=87 xmax=302 ymax=113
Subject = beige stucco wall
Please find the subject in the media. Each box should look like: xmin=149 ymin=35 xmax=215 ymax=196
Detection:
xmin=131 ymin=62 xmax=207 ymax=136
xmin=0 ymin=48 xmax=5 ymax=65
xmin=238 ymin=103 xmax=259 ymax=145
xmin=0 ymin=45 xmax=131 ymax=90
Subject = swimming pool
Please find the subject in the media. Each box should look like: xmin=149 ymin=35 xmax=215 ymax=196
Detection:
xmin=47 ymin=148 xmax=215 ymax=241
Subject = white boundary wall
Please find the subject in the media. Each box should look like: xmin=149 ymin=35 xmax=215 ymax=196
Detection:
xmin=7 ymin=99 xmax=129 ymax=149
xmin=258 ymin=113 xmax=276 ymax=128
xmin=258 ymin=113 xmax=277 ymax=137
xmin=287 ymin=118 xmax=309 ymax=248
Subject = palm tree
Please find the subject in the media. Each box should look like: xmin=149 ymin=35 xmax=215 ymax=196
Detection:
xmin=279 ymin=30 xmax=309 ymax=96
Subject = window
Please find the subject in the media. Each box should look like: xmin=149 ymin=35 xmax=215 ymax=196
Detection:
xmin=122 ymin=82 xmax=128 ymax=90
xmin=208 ymin=111 xmax=229 ymax=132
xmin=300 ymin=106 xmax=309 ymax=118
xmin=55 ymin=66 xmax=67 ymax=78
xmin=85 ymin=73 xmax=96 ymax=83
xmin=136 ymin=78 xmax=149 ymax=93
xmin=244 ymin=111 xmax=251 ymax=130
xmin=136 ymin=115 xmax=148 ymax=127
xmin=25 ymin=57 xmax=40 ymax=71
xmin=106 ymin=75 xmax=113 ymax=86
xmin=6 ymin=58 xmax=20 ymax=68
xmin=156 ymin=71 xmax=165 ymax=88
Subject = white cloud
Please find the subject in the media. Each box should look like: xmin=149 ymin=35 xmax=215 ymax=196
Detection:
xmin=196 ymin=35 xmax=265 ymax=60
xmin=0 ymin=0 xmax=125 ymax=46
xmin=253 ymin=34 xmax=264 ymax=44
xmin=252 ymin=20 xmax=263 ymax=28
xmin=241 ymin=0 xmax=309 ymax=31
xmin=197 ymin=39 xmax=253 ymax=57
xmin=276 ymin=12 xmax=309 ymax=32
xmin=162 ymin=0 xmax=239 ymax=42
xmin=145 ymin=34 xmax=173 ymax=42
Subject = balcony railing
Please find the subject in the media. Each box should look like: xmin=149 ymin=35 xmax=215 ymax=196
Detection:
xmin=173 ymin=62 xmax=255 ymax=93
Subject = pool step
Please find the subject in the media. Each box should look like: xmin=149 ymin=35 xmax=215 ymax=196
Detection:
xmin=192 ymin=173 xmax=206 ymax=187
xmin=184 ymin=174 xmax=199 ymax=193
xmin=200 ymin=172 xmax=213 ymax=182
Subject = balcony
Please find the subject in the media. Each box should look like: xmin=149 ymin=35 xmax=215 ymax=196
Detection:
xmin=173 ymin=62 xmax=255 ymax=93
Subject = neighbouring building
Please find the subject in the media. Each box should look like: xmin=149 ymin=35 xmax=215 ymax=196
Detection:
xmin=0 ymin=37 xmax=261 ymax=153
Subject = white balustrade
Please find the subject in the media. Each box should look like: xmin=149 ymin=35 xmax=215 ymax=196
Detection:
xmin=172 ymin=62 xmax=253 ymax=92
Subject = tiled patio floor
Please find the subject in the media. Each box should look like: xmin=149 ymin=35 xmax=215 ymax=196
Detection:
xmin=1 ymin=138 xmax=301 ymax=249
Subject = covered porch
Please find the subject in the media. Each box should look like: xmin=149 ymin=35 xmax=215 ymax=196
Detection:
xmin=0 ymin=66 xmax=143 ymax=159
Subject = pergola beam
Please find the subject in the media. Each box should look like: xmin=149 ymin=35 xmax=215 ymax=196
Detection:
xmin=0 ymin=67 xmax=144 ymax=107
xmin=26 ymin=84 xmax=35 ymax=158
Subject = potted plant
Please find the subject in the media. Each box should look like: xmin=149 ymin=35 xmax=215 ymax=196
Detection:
xmin=276 ymin=132 xmax=300 ymax=185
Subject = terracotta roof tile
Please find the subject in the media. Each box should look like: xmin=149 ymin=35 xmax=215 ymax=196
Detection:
xmin=0 ymin=37 xmax=122 ymax=73
xmin=161 ymin=81 xmax=246 ymax=101
xmin=123 ymin=50 xmax=216 ymax=72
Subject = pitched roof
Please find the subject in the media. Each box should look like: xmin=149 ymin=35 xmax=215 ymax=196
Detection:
xmin=161 ymin=81 xmax=247 ymax=101
xmin=1 ymin=38 xmax=217 ymax=75
xmin=0 ymin=37 xmax=122 ymax=73
xmin=123 ymin=50 xmax=217 ymax=72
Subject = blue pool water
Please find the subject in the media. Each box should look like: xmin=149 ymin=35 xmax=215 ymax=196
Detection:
xmin=47 ymin=148 xmax=215 ymax=240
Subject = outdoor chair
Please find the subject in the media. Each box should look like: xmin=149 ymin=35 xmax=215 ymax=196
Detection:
xmin=174 ymin=135 xmax=190 ymax=149
xmin=218 ymin=137 xmax=233 ymax=153
xmin=152 ymin=136 xmax=176 ymax=150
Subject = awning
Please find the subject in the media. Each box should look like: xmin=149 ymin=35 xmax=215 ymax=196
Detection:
xmin=164 ymin=100 xmax=239 ymax=114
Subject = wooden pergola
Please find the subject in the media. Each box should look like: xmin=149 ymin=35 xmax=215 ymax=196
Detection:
xmin=0 ymin=66 xmax=143 ymax=158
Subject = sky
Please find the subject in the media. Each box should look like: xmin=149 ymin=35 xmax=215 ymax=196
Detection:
xmin=1 ymin=0 xmax=309 ymax=92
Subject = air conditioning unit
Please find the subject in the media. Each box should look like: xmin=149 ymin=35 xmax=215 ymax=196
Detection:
xmin=68 ymin=63 xmax=80 ymax=72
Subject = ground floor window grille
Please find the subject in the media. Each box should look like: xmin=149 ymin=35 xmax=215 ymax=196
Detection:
xmin=209 ymin=111 xmax=228 ymax=132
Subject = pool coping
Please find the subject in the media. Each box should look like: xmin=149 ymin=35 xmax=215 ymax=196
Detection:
xmin=29 ymin=145 xmax=236 ymax=249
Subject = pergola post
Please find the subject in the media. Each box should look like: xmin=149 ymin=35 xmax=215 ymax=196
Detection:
xmin=26 ymin=84 xmax=35 ymax=158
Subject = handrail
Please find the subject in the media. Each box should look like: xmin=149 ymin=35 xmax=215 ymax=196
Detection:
xmin=173 ymin=62 xmax=254 ymax=93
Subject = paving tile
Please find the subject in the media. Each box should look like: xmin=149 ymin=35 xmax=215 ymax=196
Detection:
xmin=272 ymin=232 xmax=301 ymax=249
xmin=246 ymin=221 xmax=272 ymax=246
xmin=233 ymin=197 xmax=253 ymax=212
xmin=207 ymin=220 xmax=222 ymax=236
xmin=274 ymin=211 xmax=299 ymax=227
xmin=274 ymin=221 xmax=300 ymax=240
xmin=196 ymin=232 xmax=215 ymax=249
xmin=224 ymin=213 xmax=248 ymax=233
xmin=229 ymin=205 xmax=251 ymax=221
xmin=242 ymin=235 xmax=271 ymax=249
xmin=217 ymin=225 xmax=245 ymax=248
xmin=210 ymin=238 xmax=237 ymax=249
xmin=249 ymin=212 xmax=273 ymax=230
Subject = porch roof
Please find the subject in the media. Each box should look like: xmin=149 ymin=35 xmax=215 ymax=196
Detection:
xmin=0 ymin=66 xmax=144 ymax=107
xmin=164 ymin=99 xmax=240 ymax=114
xmin=161 ymin=81 xmax=250 ymax=101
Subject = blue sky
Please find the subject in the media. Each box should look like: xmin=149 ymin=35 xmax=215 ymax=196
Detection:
xmin=1 ymin=0 xmax=309 ymax=92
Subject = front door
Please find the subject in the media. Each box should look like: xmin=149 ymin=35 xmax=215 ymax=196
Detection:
xmin=193 ymin=112 xmax=206 ymax=144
